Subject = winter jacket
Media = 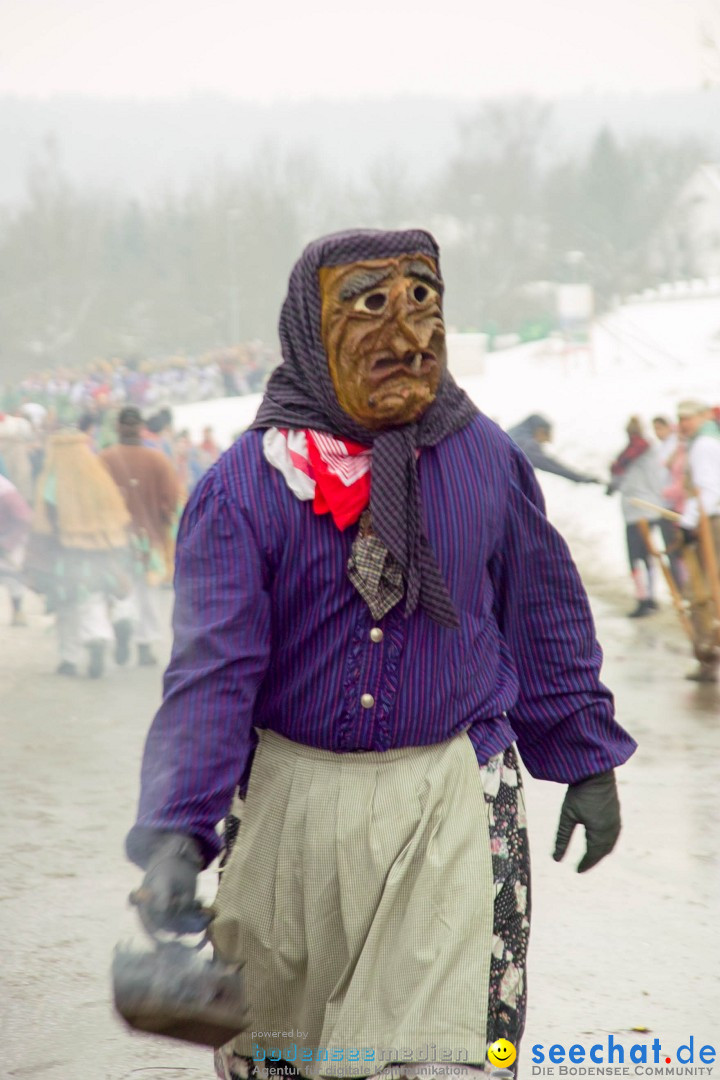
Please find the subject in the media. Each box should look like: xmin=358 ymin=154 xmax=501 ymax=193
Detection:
xmin=99 ymin=443 xmax=180 ymax=550
xmin=610 ymin=447 xmax=665 ymax=524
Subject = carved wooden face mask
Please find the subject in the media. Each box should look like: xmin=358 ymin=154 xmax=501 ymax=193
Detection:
xmin=319 ymin=253 xmax=446 ymax=430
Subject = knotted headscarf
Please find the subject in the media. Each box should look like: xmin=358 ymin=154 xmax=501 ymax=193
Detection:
xmin=251 ymin=228 xmax=478 ymax=628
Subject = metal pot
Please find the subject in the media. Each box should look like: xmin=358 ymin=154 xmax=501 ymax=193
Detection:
xmin=112 ymin=913 xmax=247 ymax=1048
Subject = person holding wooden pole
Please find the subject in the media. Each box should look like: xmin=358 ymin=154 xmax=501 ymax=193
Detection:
xmin=676 ymin=400 xmax=720 ymax=683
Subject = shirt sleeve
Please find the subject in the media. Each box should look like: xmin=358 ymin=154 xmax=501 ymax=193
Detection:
xmin=521 ymin=439 xmax=593 ymax=483
xmin=126 ymin=466 xmax=272 ymax=867
xmin=489 ymin=444 xmax=637 ymax=783
xmin=681 ymin=437 xmax=720 ymax=527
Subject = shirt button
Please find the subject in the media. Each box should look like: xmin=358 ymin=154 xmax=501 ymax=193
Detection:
xmin=369 ymin=627 xmax=384 ymax=643
xmin=360 ymin=693 xmax=375 ymax=709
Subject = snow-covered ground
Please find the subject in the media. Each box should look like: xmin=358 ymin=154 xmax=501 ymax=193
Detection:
xmin=174 ymin=294 xmax=720 ymax=609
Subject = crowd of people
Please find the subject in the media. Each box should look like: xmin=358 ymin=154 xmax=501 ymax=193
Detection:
xmin=606 ymin=401 xmax=720 ymax=682
xmin=1 ymin=320 xmax=277 ymax=681
xmin=0 ymin=341 xmax=278 ymax=426
xmin=2 ymin=371 xmax=718 ymax=688
xmin=0 ymin=400 xmax=225 ymax=676
xmin=508 ymin=402 xmax=720 ymax=683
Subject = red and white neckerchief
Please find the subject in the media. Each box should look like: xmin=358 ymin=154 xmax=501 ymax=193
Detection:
xmin=262 ymin=427 xmax=372 ymax=531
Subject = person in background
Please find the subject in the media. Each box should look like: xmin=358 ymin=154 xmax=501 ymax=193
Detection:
xmin=608 ymin=416 xmax=665 ymax=618
xmin=676 ymin=399 xmax=720 ymax=683
xmin=100 ymin=408 xmax=180 ymax=666
xmin=199 ymin=425 xmax=221 ymax=468
xmin=143 ymin=408 xmax=175 ymax=460
xmin=19 ymin=400 xmax=47 ymax=431
xmin=507 ymin=413 xmax=601 ymax=484
xmin=30 ymin=429 xmax=131 ymax=677
xmin=143 ymin=409 xmax=182 ymax=582
xmin=77 ymin=411 xmax=101 ymax=453
xmin=651 ymin=415 xmax=686 ymax=588
xmin=0 ymin=474 xmax=32 ymax=626
xmin=0 ymin=410 xmax=34 ymax=503
xmin=652 ymin=416 xmax=676 ymax=458
xmin=174 ymin=430 xmax=206 ymax=494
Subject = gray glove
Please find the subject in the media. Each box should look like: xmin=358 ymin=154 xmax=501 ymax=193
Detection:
xmin=552 ymin=769 xmax=621 ymax=873
xmin=132 ymin=831 xmax=205 ymax=933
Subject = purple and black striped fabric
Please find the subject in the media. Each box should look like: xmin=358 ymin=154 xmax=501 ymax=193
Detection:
xmin=251 ymin=229 xmax=478 ymax=628
xmin=127 ymin=417 xmax=637 ymax=868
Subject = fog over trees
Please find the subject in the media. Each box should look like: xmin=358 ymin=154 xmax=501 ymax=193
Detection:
xmin=0 ymin=91 xmax=717 ymax=376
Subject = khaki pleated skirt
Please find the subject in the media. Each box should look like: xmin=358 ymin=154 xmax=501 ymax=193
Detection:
xmin=212 ymin=729 xmax=494 ymax=1076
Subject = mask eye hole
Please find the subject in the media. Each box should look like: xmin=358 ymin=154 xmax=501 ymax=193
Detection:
xmin=354 ymin=290 xmax=387 ymax=313
xmin=412 ymin=282 xmax=439 ymax=304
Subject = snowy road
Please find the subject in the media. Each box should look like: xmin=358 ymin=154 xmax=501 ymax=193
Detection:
xmin=1 ymin=588 xmax=718 ymax=1080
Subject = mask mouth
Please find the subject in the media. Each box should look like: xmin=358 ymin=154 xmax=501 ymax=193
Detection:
xmin=368 ymin=350 xmax=437 ymax=383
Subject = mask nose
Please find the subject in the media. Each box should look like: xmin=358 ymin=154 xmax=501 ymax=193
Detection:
xmin=385 ymin=288 xmax=427 ymax=356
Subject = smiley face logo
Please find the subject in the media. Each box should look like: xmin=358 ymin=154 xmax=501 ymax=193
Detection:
xmin=487 ymin=1038 xmax=517 ymax=1069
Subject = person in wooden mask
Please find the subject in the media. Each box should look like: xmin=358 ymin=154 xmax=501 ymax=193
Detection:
xmin=125 ymin=231 xmax=635 ymax=1080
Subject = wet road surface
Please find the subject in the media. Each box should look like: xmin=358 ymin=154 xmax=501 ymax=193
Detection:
xmin=0 ymin=590 xmax=718 ymax=1079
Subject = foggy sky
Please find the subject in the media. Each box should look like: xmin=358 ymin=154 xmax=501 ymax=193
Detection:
xmin=0 ymin=0 xmax=715 ymax=100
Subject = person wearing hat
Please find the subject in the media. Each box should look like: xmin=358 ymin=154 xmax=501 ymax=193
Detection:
xmin=124 ymin=230 xmax=636 ymax=1079
xmin=677 ymin=399 xmax=720 ymax=682
xmin=99 ymin=407 xmax=180 ymax=666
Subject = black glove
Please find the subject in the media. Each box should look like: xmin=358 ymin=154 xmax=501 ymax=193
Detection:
xmin=553 ymin=769 xmax=621 ymax=873
xmin=132 ymin=831 xmax=205 ymax=933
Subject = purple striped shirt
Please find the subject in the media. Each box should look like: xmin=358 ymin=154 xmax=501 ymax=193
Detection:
xmin=128 ymin=414 xmax=636 ymax=866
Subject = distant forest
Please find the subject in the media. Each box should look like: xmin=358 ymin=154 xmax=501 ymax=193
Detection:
xmin=0 ymin=94 xmax=717 ymax=376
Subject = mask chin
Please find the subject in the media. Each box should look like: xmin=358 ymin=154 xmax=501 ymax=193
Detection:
xmin=362 ymin=381 xmax=438 ymax=428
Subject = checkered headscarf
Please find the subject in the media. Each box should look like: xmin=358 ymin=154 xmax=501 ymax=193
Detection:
xmin=251 ymin=228 xmax=478 ymax=628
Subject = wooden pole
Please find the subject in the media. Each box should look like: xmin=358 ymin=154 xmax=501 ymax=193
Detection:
xmin=635 ymin=519 xmax=695 ymax=642
xmin=695 ymin=496 xmax=720 ymax=648
xmin=627 ymin=497 xmax=682 ymax=523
